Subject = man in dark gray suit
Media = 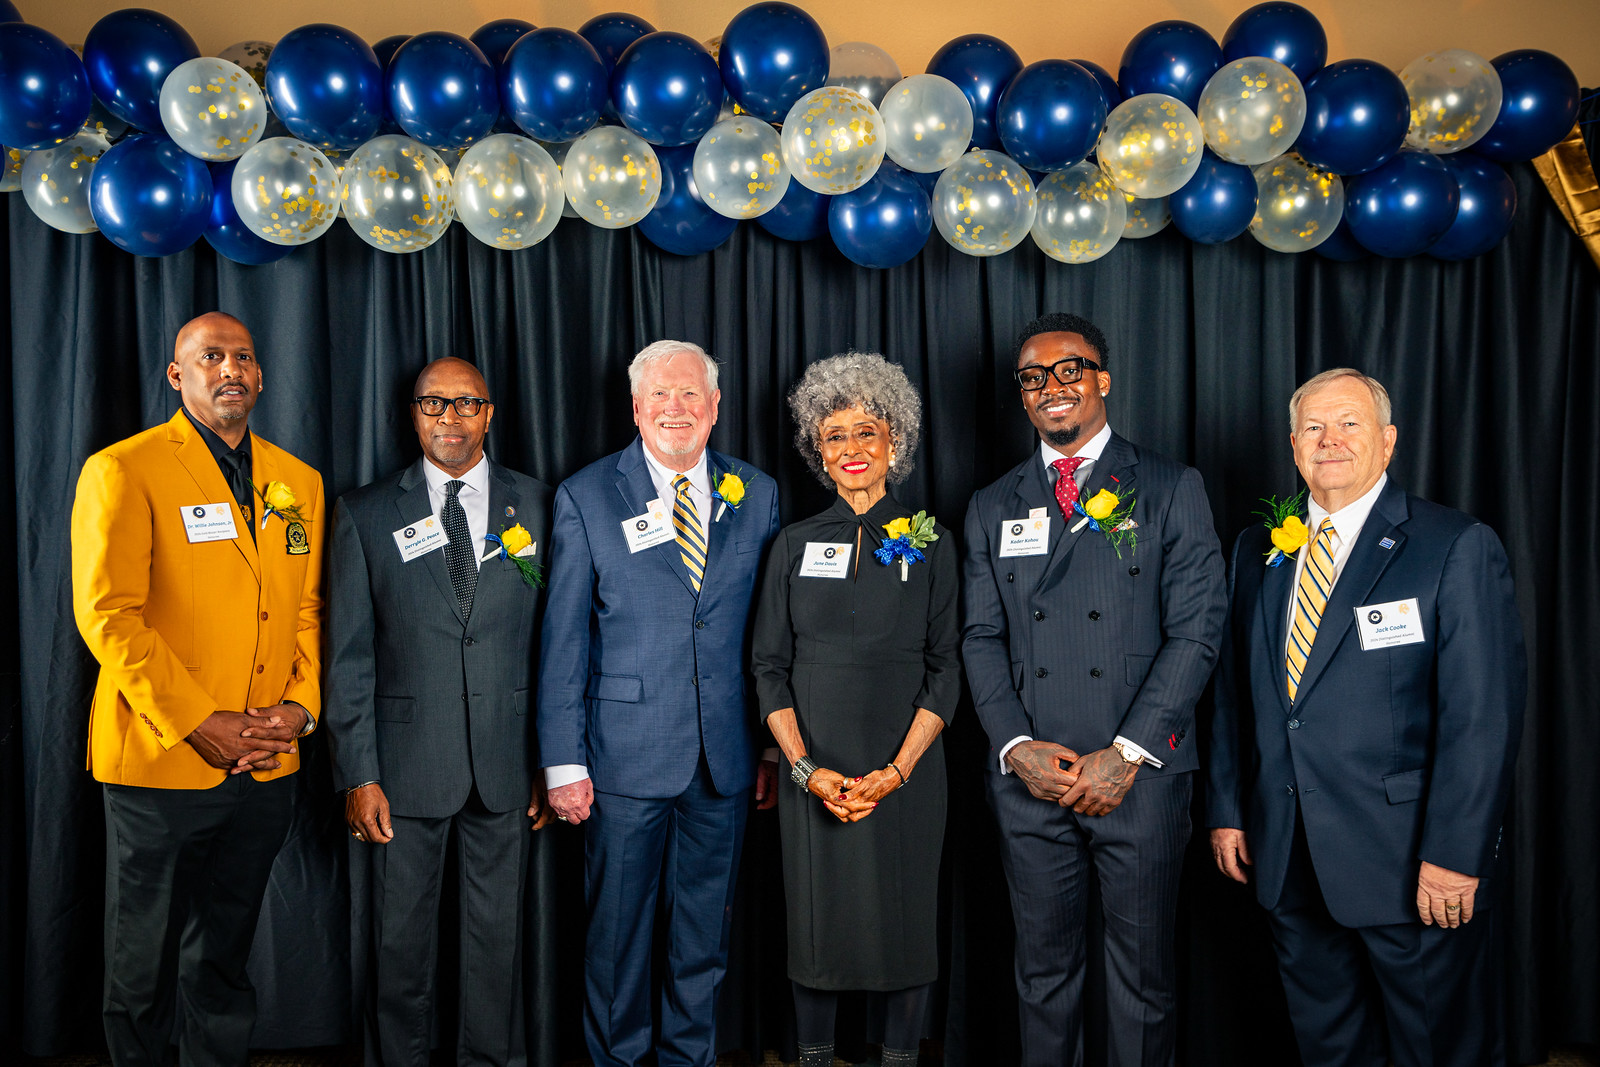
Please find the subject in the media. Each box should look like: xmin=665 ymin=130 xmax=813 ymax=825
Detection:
xmin=961 ymin=314 xmax=1227 ymax=1067
xmin=325 ymin=357 xmax=554 ymax=1067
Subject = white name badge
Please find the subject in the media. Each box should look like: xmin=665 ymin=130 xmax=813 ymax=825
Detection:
xmin=393 ymin=514 xmax=449 ymax=562
xmin=181 ymin=503 xmax=240 ymax=543
xmin=998 ymin=515 xmax=1050 ymax=557
xmin=799 ymin=542 xmax=853 ymax=578
xmin=623 ymin=498 xmax=673 ymax=553
xmin=1355 ymin=597 xmax=1426 ymax=650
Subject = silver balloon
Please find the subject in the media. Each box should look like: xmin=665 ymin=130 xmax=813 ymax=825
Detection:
xmin=1198 ymin=58 xmax=1306 ymax=166
xmin=1 ymin=146 xmax=27 ymax=193
xmin=1122 ymin=194 xmax=1170 ymax=238
xmin=780 ymin=86 xmax=886 ymax=195
xmin=1030 ymin=162 xmax=1127 ymax=263
xmin=21 ymin=131 xmax=109 ymax=233
xmin=342 ymin=134 xmax=455 ymax=253
xmin=1249 ymin=151 xmax=1344 ymax=252
xmin=455 ymin=134 xmax=564 ymax=249
xmin=1098 ymin=93 xmax=1204 ymax=199
xmin=231 ymin=136 xmax=342 ymax=246
xmin=1402 ymin=49 xmax=1502 ymax=154
xmin=160 ymin=57 xmax=268 ymax=161
xmin=880 ymin=74 xmax=974 ymax=174
xmin=931 ymin=149 xmax=1036 ymax=257
xmin=562 ymin=125 xmax=661 ymax=229
xmin=825 ymin=42 xmax=902 ymax=108
xmin=692 ymin=118 xmax=789 ymax=219
xmin=538 ymin=140 xmax=582 ymax=218
xmin=217 ymin=40 xmax=273 ymax=94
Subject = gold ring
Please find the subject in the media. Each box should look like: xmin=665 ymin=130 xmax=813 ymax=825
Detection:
xmin=1445 ymin=903 xmax=1460 ymax=910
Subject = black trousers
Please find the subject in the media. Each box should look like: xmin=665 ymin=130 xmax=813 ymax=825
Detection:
xmin=1267 ymin=814 xmax=1504 ymax=1067
xmin=102 ymin=773 xmax=295 ymax=1067
xmin=987 ymin=768 xmax=1192 ymax=1067
xmin=365 ymin=788 xmax=530 ymax=1067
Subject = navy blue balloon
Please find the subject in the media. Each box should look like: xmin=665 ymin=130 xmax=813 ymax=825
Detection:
xmin=926 ymin=35 xmax=1024 ymax=151
xmin=204 ymin=159 xmax=293 ymax=265
xmin=1476 ymin=50 xmax=1581 ymax=162
xmin=1118 ymin=21 xmax=1222 ymax=111
xmin=89 ymin=134 xmax=211 ymax=257
xmin=828 ymin=161 xmax=932 ymax=270
xmin=372 ymin=34 xmax=409 ymax=69
xmin=1221 ymin=2 xmax=1327 ymax=82
xmin=389 ymin=32 xmax=499 ymax=150
xmin=471 ymin=19 xmax=535 ymax=69
xmin=266 ymin=24 xmax=383 ymax=150
xmin=1294 ymin=59 xmax=1409 ymax=176
xmin=611 ymin=32 xmax=722 ymax=147
xmin=1072 ymin=59 xmax=1123 ymax=113
xmin=1312 ymin=217 xmax=1369 ymax=261
xmin=1169 ymin=152 xmax=1258 ymax=243
xmin=718 ymin=2 xmax=829 ymax=123
xmin=0 ymin=2 xmax=21 ymax=23
xmin=502 ymin=28 xmax=607 ymax=143
xmin=83 ymin=9 xmax=199 ymax=132
xmin=580 ymin=12 xmax=656 ymax=75
xmin=0 ymin=23 xmax=92 ymax=149
xmin=1344 ymin=150 xmax=1461 ymax=258
xmin=755 ymin=180 xmax=830 ymax=242
xmin=637 ymin=144 xmax=738 ymax=256
xmin=1429 ymin=153 xmax=1517 ymax=260
xmin=996 ymin=60 xmax=1107 ymax=172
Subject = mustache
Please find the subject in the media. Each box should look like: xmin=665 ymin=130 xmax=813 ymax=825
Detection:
xmin=1313 ymin=449 xmax=1353 ymax=462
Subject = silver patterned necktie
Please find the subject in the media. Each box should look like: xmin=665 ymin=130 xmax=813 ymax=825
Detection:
xmin=442 ymin=479 xmax=477 ymax=621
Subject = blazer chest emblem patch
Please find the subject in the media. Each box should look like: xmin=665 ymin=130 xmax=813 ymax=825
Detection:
xmin=285 ymin=520 xmax=310 ymax=555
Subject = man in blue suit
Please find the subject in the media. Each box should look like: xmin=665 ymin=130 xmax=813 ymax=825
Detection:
xmin=962 ymin=314 xmax=1227 ymax=1067
xmin=1207 ymin=368 xmax=1526 ymax=1067
xmin=539 ymin=339 xmax=780 ymax=1067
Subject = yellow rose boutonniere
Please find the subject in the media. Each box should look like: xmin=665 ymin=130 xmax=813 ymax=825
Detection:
xmin=884 ymin=516 xmax=912 ymax=540
xmin=1083 ymin=489 xmax=1119 ymax=521
xmin=1070 ymin=484 xmax=1139 ymax=558
xmin=1258 ymin=491 xmax=1309 ymax=567
xmin=255 ymin=480 xmax=307 ymax=529
xmin=481 ymin=523 xmax=545 ymax=588
xmin=875 ymin=511 xmax=939 ymax=581
xmin=712 ymin=468 xmax=752 ymax=521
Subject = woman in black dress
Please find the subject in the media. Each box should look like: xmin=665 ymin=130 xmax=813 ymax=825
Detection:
xmin=752 ymin=352 xmax=960 ymax=1067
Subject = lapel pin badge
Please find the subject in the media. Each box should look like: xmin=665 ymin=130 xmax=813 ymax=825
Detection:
xmin=1378 ymin=537 xmax=1395 ymax=550
xmin=505 ymin=505 xmax=515 ymax=518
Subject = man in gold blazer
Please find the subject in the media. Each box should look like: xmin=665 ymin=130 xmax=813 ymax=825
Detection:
xmin=71 ymin=311 xmax=325 ymax=1066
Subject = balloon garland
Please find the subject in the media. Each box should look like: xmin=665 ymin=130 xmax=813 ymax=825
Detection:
xmin=0 ymin=1 xmax=1582 ymax=265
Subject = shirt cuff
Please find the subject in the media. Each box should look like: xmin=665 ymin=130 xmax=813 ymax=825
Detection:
xmin=1113 ymin=735 xmax=1164 ymax=769
xmin=544 ymin=763 xmax=590 ymax=789
xmin=997 ymin=735 xmax=1033 ymax=774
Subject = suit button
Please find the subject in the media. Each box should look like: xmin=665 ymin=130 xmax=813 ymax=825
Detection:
xmin=1088 ymin=610 xmax=1101 ymax=620
xmin=1288 ymin=718 xmax=1301 ymax=730
xmin=1032 ymin=610 xmax=1045 ymax=621
xmin=695 ymin=620 xmax=707 ymax=629
xmin=1090 ymin=667 xmax=1102 ymax=678
xmin=461 ymin=692 xmax=467 ymax=702
xmin=1006 ymin=573 xmax=1014 ymax=583
xmin=692 ymin=675 xmax=699 ymax=687
xmin=1287 ymin=784 xmax=1296 ymax=795
xmin=1035 ymin=667 xmax=1048 ymax=678
xmin=464 ymin=637 xmax=475 ymax=646
xmin=1128 ymin=566 xmax=1141 ymax=576
xmin=259 ymin=611 xmax=269 ymax=620
xmin=255 ymin=664 xmax=264 ymax=674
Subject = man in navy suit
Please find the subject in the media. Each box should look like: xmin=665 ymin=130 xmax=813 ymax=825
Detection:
xmin=1207 ymin=368 xmax=1525 ymax=1067
xmin=538 ymin=340 xmax=780 ymax=1067
xmin=962 ymin=314 xmax=1227 ymax=1067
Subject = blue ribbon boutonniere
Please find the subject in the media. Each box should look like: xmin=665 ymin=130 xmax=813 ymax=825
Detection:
xmin=874 ymin=536 xmax=927 ymax=569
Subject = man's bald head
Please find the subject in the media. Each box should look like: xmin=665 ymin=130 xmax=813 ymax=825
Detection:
xmin=411 ymin=357 xmax=495 ymax=477
xmin=415 ymin=356 xmax=489 ymax=398
xmin=174 ymin=312 xmax=250 ymax=360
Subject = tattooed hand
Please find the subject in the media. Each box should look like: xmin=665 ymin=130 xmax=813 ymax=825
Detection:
xmin=1061 ymin=747 xmax=1137 ymax=815
xmin=1004 ymin=740 xmax=1081 ymax=803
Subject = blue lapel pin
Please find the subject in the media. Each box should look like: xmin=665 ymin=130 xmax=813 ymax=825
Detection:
xmin=1378 ymin=536 xmax=1395 ymax=550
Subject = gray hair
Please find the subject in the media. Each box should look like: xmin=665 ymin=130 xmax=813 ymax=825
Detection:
xmin=627 ymin=339 xmax=720 ymax=395
xmin=1289 ymin=368 xmax=1393 ymax=431
xmin=788 ymin=352 xmax=922 ymax=487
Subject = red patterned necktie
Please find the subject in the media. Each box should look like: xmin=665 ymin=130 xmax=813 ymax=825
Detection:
xmin=1051 ymin=457 xmax=1085 ymax=519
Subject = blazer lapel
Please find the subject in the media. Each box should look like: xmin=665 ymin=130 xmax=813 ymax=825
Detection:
xmin=395 ymin=461 xmax=466 ymax=628
xmin=1290 ymin=481 xmax=1410 ymax=706
xmin=1002 ymin=460 xmax=1056 ymax=592
xmin=615 ymin=439 xmax=699 ymax=598
xmin=168 ymin=412 xmax=260 ymax=582
xmin=702 ymin=451 xmax=735 ymax=595
xmin=467 ymin=462 xmax=524 ymax=635
xmin=1258 ymin=544 xmax=1298 ymax=715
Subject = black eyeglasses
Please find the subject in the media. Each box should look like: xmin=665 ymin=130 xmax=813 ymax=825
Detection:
xmin=414 ymin=395 xmax=490 ymax=417
xmin=1015 ymin=358 xmax=1102 ymax=391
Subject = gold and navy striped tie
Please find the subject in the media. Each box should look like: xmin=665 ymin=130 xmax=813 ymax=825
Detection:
xmin=672 ymin=474 xmax=706 ymax=594
xmin=1286 ymin=519 xmax=1338 ymax=703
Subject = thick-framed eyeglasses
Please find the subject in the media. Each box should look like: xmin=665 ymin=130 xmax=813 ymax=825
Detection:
xmin=1015 ymin=357 xmax=1102 ymax=391
xmin=414 ymin=395 xmax=489 ymax=417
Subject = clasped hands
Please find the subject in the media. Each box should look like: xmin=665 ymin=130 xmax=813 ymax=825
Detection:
xmin=184 ymin=704 xmax=307 ymax=775
xmin=806 ymin=765 xmax=901 ymax=823
xmin=1005 ymin=740 xmax=1137 ymax=816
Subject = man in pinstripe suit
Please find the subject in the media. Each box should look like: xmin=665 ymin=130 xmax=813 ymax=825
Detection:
xmin=961 ymin=313 xmax=1227 ymax=1067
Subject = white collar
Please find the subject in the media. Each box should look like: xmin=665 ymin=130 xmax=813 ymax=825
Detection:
xmin=1307 ymin=472 xmax=1389 ymax=542
xmin=422 ymin=453 xmax=490 ymax=495
xmin=642 ymin=445 xmax=709 ymax=494
xmin=1040 ymin=422 xmax=1114 ymax=469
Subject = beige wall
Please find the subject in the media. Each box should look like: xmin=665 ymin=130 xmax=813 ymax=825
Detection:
xmin=33 ymin=1 xmax=1600 ymax=87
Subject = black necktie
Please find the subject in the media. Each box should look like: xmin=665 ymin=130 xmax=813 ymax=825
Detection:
xmin=442 ymin=479 xmax=477 ymax=622
xmin=220 ymin=450 xmax=255 ymax=541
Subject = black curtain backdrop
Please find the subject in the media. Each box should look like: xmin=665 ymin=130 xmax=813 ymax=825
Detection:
xmin=4 ymin=100 xmax=1597 ymax=1065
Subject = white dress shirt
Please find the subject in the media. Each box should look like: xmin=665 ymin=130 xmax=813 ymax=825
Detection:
xmin=422 ymin=453 xmax=491 ymax=570
xmin=997 ymin=424 xmax=1164 ymax=773
xmin=1284 ymin=473 xmax=1389 ymax=656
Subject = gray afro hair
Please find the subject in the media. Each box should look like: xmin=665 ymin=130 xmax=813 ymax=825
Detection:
xmin=788 ymin=352 xmax=922 ymax=487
